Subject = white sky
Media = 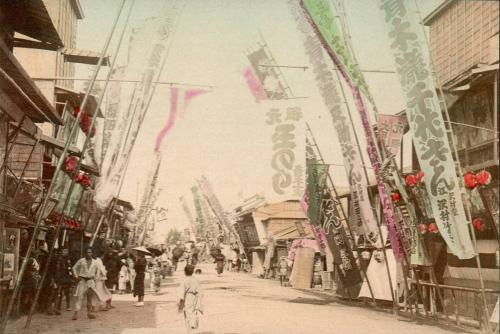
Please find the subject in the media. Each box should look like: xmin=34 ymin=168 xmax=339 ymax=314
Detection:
xmin=74 ymin=0 xmax=442 ymax=243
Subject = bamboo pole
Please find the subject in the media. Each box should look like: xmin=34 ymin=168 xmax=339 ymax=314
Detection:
xmin=22 ymin=1 xmax=132 ymax=328
xmin=0 ymin=1 xmax=125 ymax=330
xmin=305 ymin=123 xmax=377 ymax=305
xmin=412 ymin=2 xmax=493 ymax=332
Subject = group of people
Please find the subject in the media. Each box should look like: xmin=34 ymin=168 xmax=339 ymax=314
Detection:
xmin=70 ymin=247 xmax=149 ymax=320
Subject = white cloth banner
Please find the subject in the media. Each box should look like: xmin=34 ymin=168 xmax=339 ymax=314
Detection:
xmin=378 ymin=0 xmax=474 ymax=259
xmin=288 ymin=0 xmax=379 ymax=243
xmin=262 ymin=100 xmax=306 ymax=203
xmin=95 ymin=7 xmax=178 ymax=210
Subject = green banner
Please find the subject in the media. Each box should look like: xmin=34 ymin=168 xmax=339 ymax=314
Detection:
xmin=301 ymin=0 xmax=370 ymax=99
xmin=306 ymin=163 xmax=328 ymax=225
xmin=53 ymin=172 xmax=84 ymax=218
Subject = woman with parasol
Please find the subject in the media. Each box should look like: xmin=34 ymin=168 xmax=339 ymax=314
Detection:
xmin=132 ymin=246 xmax=151 ymax=307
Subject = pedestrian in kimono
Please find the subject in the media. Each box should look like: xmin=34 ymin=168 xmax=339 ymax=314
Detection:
xmin=94 ymin=253 xmax=114 ymax=311
xmin=152 ymin=260 xmax=162 ymax=294
xmin=214 ymin=249 xmax=225 ymax=277
xmin=133 ymin=250 xmax=147 ymax=307
xmin=118 ymin=259 xmax=129 ymax=294
xmin=71 ymin=248 xmax=101 ymax=320
xmin=127 ymin=254 xmax=136 ymax=293
xmin=278 ymin=256 xmax=288 ymax=286
xmin=55 ymin=248 xmax=74 ymax=312
xmin=178 ymin=265 xmax=203 ymax=333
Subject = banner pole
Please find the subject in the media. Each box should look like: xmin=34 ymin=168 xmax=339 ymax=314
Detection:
xmin=305 ymin=123 xmax=377 ymax=306
xmin=332 ymin=1 xmax=431 ymax=315
xmin=0 ymin=1 xmax=126 ymax=332
xmin=23 ymin=1 xmax=133 ymax=327
xmin=331 ymin=67 xmax=399 ymax=312
xmin=411 ymin=1 xmax=492 ymax=331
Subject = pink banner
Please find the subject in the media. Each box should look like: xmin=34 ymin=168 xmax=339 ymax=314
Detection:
xmin=287 ymin=238 xmax=321 ymax=263
xmin=155 ymin=88 xmax=179 ymax=151
xmin=353 ymin=86 xmax=406 ymax=260
xmin=377 ymin=114 xmax=408 ymax=158
xmin=243 ymin=66 xmax=266 ymax=103
xmin=302 ymin=8 xmax=407 ymax=260
xmin=183 ymin=89 xmax=206 ymax=111
xmin=155 ymin=88 xmax=206 ymax=152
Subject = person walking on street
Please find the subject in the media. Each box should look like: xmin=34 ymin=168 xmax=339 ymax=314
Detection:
xmin=94 ymin=253 xmax=114 ymax=311
xmin=133 ymin=250 xmax=147 ymax=307
xmin=119 ymin=259 xmax=129 ymax=294
xmin=152 ymin=260 xmax=162 ymax=294
xmin=278 ymin=256 xmax=288 ymax=286
xmin=214 ymin=249 xmax=225 ymax=277
xmin=178 ymin=265 xmax=203 ymax=333
xmin=127 ymin=254 xmax=136 ymax=293
xmin=55 ymin=248 xmax=74 ymax=312
xmin=71 ymin=248 xmax=100 ymax=320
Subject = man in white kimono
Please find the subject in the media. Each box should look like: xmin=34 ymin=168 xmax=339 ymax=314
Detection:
xmin=178 ymin=265 xmax=203 ymax=333
xmin=93 ymin=253 xmax=113 ymax=311
xmin=71 ymin=248 xmax=103 ymax=320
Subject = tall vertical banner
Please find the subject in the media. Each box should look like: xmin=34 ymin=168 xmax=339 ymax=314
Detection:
xmin=288 ymin=0 xmax=379 ymax=244
xmin=198 ymin=176 xmax=245 ymax=252
xmin=264 ymin=101 xmax=306 ymax=202
xmin=377 ymin=114 xmax=408 ymax=158
xmin=301 ymin=0 xmax=407 ymax=261
xmin=321 ymin=190 xmax=362 ymax=287
xmin=377 ymin=0 xmax=474 ymax=259
xmin=179 ymin=196 xmax=195 ymax=227
xmin=101 ymin=66 xmax=125 ymax=164
xmin=246 ymin=47 xmax=288 ymax=100
xmin=191 ymin=186 xmax=208 ymax=238
xmin=96 ymin=7 xmax=178 ymax=210
xmin=299 ymin=0 xmax=371 ymax=100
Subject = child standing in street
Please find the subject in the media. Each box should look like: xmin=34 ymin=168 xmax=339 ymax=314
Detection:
xmin=153 ymin=260 xmax=162 ymax=294
xmin=118 ymin=259 xmax=129 ymax=295
xmin=278 ymin=256 xmax=288 ymax=286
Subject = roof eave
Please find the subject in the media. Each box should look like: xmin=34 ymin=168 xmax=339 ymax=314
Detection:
xmin=422 ymin=0 xmax=454 ymax=26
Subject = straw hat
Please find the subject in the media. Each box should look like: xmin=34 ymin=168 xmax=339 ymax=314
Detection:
xmin=132 ymin=246 xmax=152 ymax=255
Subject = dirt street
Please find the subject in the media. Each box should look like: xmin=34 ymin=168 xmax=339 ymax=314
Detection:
xmin=8 ymin=263 xmax=471 ymax=334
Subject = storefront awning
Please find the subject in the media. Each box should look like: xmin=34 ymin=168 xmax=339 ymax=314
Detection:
xmin=0 ymin=39 xmax=62 ymax=124
xmin=114 ymin=198 xmax=134 ymax=211
xmin=1 ymin=0 xmax=64 ymax=49
xmin=55 ymin=85 xmax=104 ymax=118
xmin=62 ymin=48 xmax=110 ymax=66
xmin=40 ymin=134 xmax=81 ymax=155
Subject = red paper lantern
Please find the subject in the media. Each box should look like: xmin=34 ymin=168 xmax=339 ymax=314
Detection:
xmin=463 ymin=171 xmax=478 ymax=190
xmin=428 ymin=223 xmax=439 ymax=234
xmin=415 ymin=171 xmax=425 ymax=184
xmin=475 ymin=170 xmax=491 ymax=186
xmin=405 ymin=175 xmax=417 ymax=187
xmin=64 ymin=156 xmax=79 ymax=174
xmin=391 ymin=191 xmax=401 ymax=203
xmin=418 ymin=223 xmax=427 ymax=234
xmin=472 ymin=218 xmax=485 ymax=232
xmin=73 ymin=106 xmax=80 ymax=117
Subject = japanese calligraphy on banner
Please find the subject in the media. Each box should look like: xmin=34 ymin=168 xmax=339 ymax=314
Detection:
xmin=300 ymin=0 xmax=407 ymax=261
xmin=264 ymin=101 xmax=306 ymax=202
xmin=305 ymin=162 xmax=328 ymax=225
xmin=378 ymin=114 xmax=408 ymax=157
xmin=378 ymin=0 xmax=474 ymax=259
xmin=101 ymin=66 xmax=125 ymax=163
xmin=96 ymin=8 xmax=178 ymax=211
xmin=288 ymin=0 xmax=379 ymax=243
xmin=198 ymin=175 xmax=245 ymax=251
xmin=322 ymin=191 xmax=362 ymax=287
xmin=247 ymin=47 xmax=288 ymax=100
xmin=301 ymin=0 xmax=371 ymax=100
